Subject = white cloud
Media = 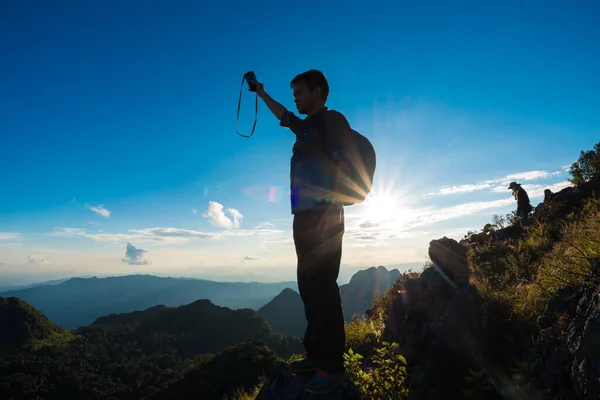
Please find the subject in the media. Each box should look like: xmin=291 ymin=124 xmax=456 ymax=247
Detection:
xmin=220 ymin=229 xmax=281 ymax=237
xmin=491 ymin=185 xmax=510 ymax=193
xmin=430 ymin=183 xmax=494 ymax=196
xmin=428 ymin=169 xmax=562 ymax=196
xmin=47 ymin=227 xmax=218 ymax=243
xmin=47 ymin=227 xmax=88 ymax=237
xmin=202 ymin=201 xmax=243 ymax=229
xmin=417 ymin=198 xmax=514 ymax=225
xmin=121 ymin=243 xmax=150 ymax=265
xmin=492 ymin=170 xmax=561 ymax=183
xmin=0 ymin=232 xmax=22 ymax=241
xmin=263 ymin=235 xmax=294 ymax=244
xmin=358 ymin=220 xmax=380 ymax=228
xmin=193 ymin=209 xmax=198 ymax=215
xmin=28 ymin=255 xmax=51 ymax=265
xmin=254 ymin=222 xmax=275 ymax=230
xmin=86 ymin=203 xmax=111 ymax=217
xmin=129 ymin=227 xmax=217 ymax=240
xmin=46 ymin=225 xmax=281 ymax=244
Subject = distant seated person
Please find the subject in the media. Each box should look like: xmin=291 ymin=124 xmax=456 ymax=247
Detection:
xmin=508 ymin=181 xmax=533 ymax=228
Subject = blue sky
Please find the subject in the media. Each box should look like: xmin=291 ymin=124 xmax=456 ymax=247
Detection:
xmin=1 ymin=0 xmax=598 ymax=285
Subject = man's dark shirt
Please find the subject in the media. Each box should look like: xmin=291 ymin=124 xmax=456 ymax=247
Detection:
xmin=279 ymin=108 xmax=352 ymax=214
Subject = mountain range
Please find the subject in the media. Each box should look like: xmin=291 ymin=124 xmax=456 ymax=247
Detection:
xmin=0 ymin=266 xmax=403 ymax=331
xmin=0 ymin=275 xmax=297 ymax=329
xmin=0 ymin=278 xmax=70 ymax=293
xmin=0 ymin=265 xmax=403 ymax=398
xmin=0 ymin=265 xmax=400 ymax=399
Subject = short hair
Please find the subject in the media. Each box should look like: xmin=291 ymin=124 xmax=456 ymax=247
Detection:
xmin=290 ymin=69 xmax=329 ymax=102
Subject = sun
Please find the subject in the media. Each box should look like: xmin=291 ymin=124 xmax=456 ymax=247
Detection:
xmin=360 ymin=180 xmax=414 ymax=224
xmin=356 ymin=173 xmax=416 ymax=230
xmin=362 ymin=191 xmax=400 ymax=221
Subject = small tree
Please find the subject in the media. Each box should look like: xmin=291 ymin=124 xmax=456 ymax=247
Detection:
xmin=506 ymin=210 xmax=519 ymax=227
xmin=491 ymin=214 xmax=507 ymax=229
xmin=568 ymin=141 xmax=600 ymax=185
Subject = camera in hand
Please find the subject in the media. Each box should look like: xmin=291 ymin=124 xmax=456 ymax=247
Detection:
xmin=244 ymin=71 xmax=258 ymax=92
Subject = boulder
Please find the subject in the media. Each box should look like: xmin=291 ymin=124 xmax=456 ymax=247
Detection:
xmin=428 ymin=237 xmax=469 ymax=284
xmin=382 ymin=238 xmax=493 ymax=398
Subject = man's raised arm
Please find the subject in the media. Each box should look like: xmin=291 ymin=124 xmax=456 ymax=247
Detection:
xmin=254 ymin=81 xmax=307 ymax=135
xmin=255 ymin=83 xmax=287 ymax=121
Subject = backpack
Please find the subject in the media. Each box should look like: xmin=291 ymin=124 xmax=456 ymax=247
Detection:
xmin=317 ymin=112 xmax=376 ymax=206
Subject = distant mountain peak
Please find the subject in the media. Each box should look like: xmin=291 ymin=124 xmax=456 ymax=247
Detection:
xmin=258 ymin=288 xmax=305 ymax=338
xmin=348 ymin=265 xmax=395 ymax=285
xmin=277 ymin=287 xmax=299 ymax=297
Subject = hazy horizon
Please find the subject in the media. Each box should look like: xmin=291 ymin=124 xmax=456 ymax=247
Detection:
xmin=0 ymin=262 xmax=424 ymax=288
xmin=1 ymin=2 xmax=598 ymax=285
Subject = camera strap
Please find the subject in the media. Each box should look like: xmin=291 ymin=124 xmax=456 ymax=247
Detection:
xmin=236 ymin=74 xmax=258 ymax=138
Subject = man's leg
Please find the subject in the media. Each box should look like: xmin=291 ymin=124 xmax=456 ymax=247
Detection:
xmin=293 ymin=208 xmax=321 ymax=362
xmin=302 ymin=205 xmax=347 ymax=394
xmin=312 ymin=206 xmax=345 ymax=373
xmin=294 ymin=204 xmax=346 ymax=371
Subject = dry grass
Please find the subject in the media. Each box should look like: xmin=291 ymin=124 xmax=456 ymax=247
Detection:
xmin=470 ymin=198 xmax=600 ymax=329
xmin=536 ymin=200 xmax=600 ymax=293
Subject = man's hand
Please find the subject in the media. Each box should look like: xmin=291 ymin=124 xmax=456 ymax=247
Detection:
xmin=252 ymin=82 xmax=265 ymax=96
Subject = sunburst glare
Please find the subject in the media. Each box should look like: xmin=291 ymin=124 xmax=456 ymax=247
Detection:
xmin=357 ymin=175 xmax=416 ymax=230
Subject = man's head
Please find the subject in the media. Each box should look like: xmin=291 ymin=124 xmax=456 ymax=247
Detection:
xmin=290 ymin=69 xmax=329 ymax=115
xmin=508 ymin=182 xmax=520 ymax=190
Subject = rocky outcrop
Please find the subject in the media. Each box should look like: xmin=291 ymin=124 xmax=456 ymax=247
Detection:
xmin=533 ymin=179 xmax=600 ymax=223
xmin=255 ymin=361 xmax=361 ymax=400
xmin=533 ymin=269 xmax=600 ymax=400
xmin=428 ymin=237 xmax=469 ymax=284
xmin=382 ymin=237 xmax=492 ymax=398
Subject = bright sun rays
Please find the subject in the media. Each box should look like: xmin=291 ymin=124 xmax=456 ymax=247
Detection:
xmin=362 ymin=190 xmax=400 ymax=221
xmin=358 ymin=177 xmax=415 ymax=229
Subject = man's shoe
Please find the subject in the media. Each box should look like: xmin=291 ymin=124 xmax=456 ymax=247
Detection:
xmin=304 ymin=369 xmax=346 ymax=394
xmin=288 ymin=357 xmax=319 ymax=372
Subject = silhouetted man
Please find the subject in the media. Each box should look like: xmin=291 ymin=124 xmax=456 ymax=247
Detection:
xmin=253 ymin=70 xmax=349 ymax=394
xmin=508 ymin=181 xmax=533 ymax=227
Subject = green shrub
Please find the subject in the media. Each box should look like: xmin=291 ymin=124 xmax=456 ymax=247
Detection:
xmin=568 ymin=141 xmax=600 ymax=185
xmin=344 ymin=342 xmax=409 ymax=400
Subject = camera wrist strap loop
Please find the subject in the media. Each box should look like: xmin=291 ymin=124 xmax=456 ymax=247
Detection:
xmin=236 ymin=75 xmax=258 ymax=138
